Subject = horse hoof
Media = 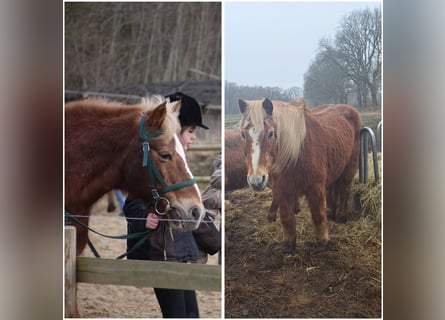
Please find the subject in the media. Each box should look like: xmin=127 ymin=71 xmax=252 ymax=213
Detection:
xmin=283 ymin=243 xmax=296 ymax=254
xmin=267 ymin=216 xmax=277 ymax=223
xmin=335 ymin=216 xmax=347 ymax=224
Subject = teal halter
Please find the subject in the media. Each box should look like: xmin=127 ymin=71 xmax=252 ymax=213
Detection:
xmin=139 ymin=113 xmax=197 ymax=215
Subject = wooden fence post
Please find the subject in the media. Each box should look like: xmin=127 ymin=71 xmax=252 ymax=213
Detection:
xmin=65 ymin=226 xmax=77 ymax=317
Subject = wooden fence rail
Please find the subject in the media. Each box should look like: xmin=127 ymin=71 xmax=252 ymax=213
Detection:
xmin=65 ymin=226 xmax=221 ymax=317
xmin=188 ymin=144 xmax=221 ymax=152
xmin=77 ymin=257 xmax=221 ymax=291
xmin=188 ymin=144 xmax=221 ymax=184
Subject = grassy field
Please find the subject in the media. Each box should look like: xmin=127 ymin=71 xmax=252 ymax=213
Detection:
xmin=225 ymin=114 xmax=242 ymax=129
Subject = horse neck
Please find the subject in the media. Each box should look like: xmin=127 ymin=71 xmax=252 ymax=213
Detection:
xmin=86 ymin=115 xmax=139 ymax=197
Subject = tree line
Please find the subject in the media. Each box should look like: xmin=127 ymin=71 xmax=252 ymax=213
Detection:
xmin=65 ymin=2 xmax=221 ymax=89
xmin=66 ymin=4 xmax=380 ymax=112
xmin=226 ymin=7 xmax=381 ymax=113
xmin=225 ymin=82 xmax=302 ymax=115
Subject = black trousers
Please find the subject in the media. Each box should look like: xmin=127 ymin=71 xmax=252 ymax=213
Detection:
xmin=154 ymin=288 xmax=199 ymax=318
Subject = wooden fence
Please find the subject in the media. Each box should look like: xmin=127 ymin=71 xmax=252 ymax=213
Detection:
xmin=65 ymin=226 xmax=221 ymax=317
xmin=186 ymin=144 xmax=221 ymax=184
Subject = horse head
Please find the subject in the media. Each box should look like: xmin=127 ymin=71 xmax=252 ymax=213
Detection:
xmin=238 ymin=98 xmax=278 ymax=191
xmin=123 ymin=97 xmax=205 ymax=230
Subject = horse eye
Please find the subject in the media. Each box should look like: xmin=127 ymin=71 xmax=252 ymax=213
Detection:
xmin=240 ymin=131 xmax=246 ymax=140
xmin=267 ymin=131 xmax=274 ymax=140
xmin=159 ymin=152 xmax=172 ymax=161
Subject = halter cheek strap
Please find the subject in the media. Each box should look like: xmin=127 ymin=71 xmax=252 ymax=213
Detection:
xmin=139 ymin=113 xmax=196 ymax=214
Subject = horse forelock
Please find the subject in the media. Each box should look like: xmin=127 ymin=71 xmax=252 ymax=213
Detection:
xmin=244 ymin=100 xmax=266 ymax=132
xmin=272 ymin=102 xmax=307 ymax=173
xmin=140 ymin=95 xmax=181 ymax=139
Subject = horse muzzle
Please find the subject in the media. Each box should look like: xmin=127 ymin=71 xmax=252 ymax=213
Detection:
xmin=247 ymin=175 xmax=268 ymax=191
xmin=168 ymin=204 xmax=204 ymax=231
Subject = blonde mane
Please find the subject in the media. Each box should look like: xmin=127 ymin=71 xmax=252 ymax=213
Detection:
xmin=273 ymin=100 xmax=306 ymax=172
xmin=244 ymin=99 xmax=307 ymax=173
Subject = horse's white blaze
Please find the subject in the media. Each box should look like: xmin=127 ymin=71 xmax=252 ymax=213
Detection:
xmin=249 ymin=126 xmax=261 ymax=175
xmin=174 ymin=135 xmax=202 ymax=201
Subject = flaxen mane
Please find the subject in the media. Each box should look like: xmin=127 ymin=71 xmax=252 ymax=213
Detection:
xmin=272 ymin=100 xmax=306 ymax=173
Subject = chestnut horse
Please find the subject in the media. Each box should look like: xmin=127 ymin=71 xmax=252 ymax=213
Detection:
xmin=238 ymin=98 xmax=361 ymax=253
xmin=65 ymin=96 xmax=205 ymax=257
xmin=224 ymin=129 xmax=248 ymax=191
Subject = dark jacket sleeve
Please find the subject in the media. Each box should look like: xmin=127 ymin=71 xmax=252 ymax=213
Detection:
xmin=124 ymin=197 xmax=177 ymax=262
xmin=192 ymin=212 xmax=221 ymax=255
xmin=173 ymin=230 xmax=200 ymax=262
xmin=123 ymin=198 xmax=154 ymax=260
xmin=123 ymin=198 xmax=149 ymax=233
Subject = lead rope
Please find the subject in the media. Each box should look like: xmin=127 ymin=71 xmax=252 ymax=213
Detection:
xmin=65 ymin=211 xmax=152 ymax=259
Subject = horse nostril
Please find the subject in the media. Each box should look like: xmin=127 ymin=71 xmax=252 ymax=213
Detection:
xmin=191 ymin=206 xmax=201 ymax=220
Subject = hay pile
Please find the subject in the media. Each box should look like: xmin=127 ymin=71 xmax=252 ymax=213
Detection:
xmin=350 ymin=152 xmax=382 ymax=226
xmin=224 ymin=156 xmax=382 ymax=318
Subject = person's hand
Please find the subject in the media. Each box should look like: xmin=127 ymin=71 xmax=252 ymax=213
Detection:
xmin=145 ymin=212 xmax=159 ymax=229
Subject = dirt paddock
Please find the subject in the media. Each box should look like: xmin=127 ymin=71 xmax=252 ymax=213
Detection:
xmin=224 ymin=187 xmax=381 ymax=318
xmin=76 ymin=196 xmax=221 ymax=318
xmin=71 ymin=181 xmax=380 ymax=318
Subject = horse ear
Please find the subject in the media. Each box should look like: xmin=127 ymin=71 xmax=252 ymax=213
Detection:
xmin=147 ymin=101 xmax=167 ymax=129
xmin=263 ymin=98 xmax=273 ymax=116
xmin=239 ymin=99 xmax=248 ymax=115
xmin=171 ymin=100 xmax=181 ymax=116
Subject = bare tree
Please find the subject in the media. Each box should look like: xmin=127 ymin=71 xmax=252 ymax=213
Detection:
xmin=304 ymin=50 xmax=352 ymax=106
xmin=319 ymin=7 xmax=382 ymax=108
xmin=65 ymin=2 xmax=221 ymax=89
xmin=283 ymin=87 xmax=303 ymax=101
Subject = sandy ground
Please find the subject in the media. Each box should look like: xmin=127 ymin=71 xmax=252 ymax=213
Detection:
xmin=76 ymin=195 xmax=221 ymax=318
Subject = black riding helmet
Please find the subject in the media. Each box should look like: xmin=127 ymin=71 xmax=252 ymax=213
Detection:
xmin=166 ymin=92 xmax=209 ymax=129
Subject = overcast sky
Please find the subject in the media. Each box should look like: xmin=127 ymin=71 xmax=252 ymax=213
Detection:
xmin=225 ymin=1 xmax=382 ymax=90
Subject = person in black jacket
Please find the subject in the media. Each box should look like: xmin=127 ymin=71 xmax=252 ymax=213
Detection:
xmin=124 ymin=92 xmax=221 ymax=318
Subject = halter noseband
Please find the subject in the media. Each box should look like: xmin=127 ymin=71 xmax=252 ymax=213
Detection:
xmin=139 ymin=113 xmax=196 ymax=215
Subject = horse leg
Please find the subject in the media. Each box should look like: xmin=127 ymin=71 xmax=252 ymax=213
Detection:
xmin=333 ymin=178 xmax=354 ymax=224
xmin=279 ymin=209 xmax=297 ymax=253
xmin=72 ymin=216 xmax=90 ymax=256
xmin=333 ymin=181 xmax=348 ymax=224
xmin=294 ymin=198 xmax=301 ymax=215
xmin=307 ymin=185 xmax=329 ymax=249
xmin=106 ymin=191 xmax=116 ymax=212
xmin=267 ymin=198 xmax=278 ymax=222
xmin=274 ymin=193 xmax=297 ymax=253
xmin=326 ymin=185 xmax=338 ymax=221
xmin=268 ymin=197 xmax=300 ymax=222
xmin=333 ymin=162 xmax=357 ymax=223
